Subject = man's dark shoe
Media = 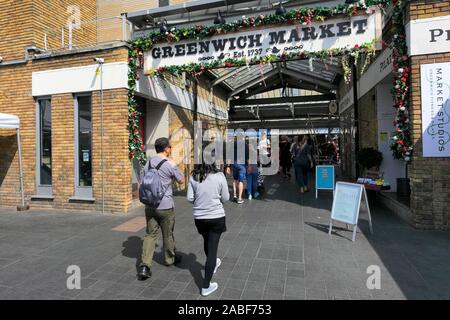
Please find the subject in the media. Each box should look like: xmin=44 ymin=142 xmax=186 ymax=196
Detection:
xmin=137 ymin=265 xmax=152 ymax=281
xmin=174 ymin=254 xmax=182 ymax=265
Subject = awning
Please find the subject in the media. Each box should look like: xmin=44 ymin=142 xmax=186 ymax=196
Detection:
xmin=0 ymin=112 xmax=26 ymax=210
xmin=0 ymin=113 xmax=20 ymax=129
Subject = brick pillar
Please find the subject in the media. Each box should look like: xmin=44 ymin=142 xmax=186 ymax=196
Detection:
xmin=408 ymin=0 xmax=450 ymax=229
xmin=52 ymin=94 xmax=75 ymax=205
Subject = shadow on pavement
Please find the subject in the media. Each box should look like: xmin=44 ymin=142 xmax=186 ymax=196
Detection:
xmin=121 ymin=236 xmax=204 ymax=289
xmin=121 ymin=236 xmax=143 ymax=273
xmin=304 ymin=222 xmax=352 ymax=241
xmin=176 ymin=252 xmax=204 ymax=290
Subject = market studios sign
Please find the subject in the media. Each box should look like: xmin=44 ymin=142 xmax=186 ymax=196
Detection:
xmin=421 ymin=62 xmax=450 ymax=157
xmin=144 ymin=12 xmax=382 ymax=72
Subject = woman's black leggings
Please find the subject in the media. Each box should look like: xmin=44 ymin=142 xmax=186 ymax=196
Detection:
xmin=200 ymin=231 xmax=222 ymax=289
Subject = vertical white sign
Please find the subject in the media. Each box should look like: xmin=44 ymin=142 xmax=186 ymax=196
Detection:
xmin=420 ymin=62 xmax=450 ymax=157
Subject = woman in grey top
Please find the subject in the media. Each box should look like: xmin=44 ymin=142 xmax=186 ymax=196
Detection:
xmin=187 ymin=163 xmax=230 ymax=296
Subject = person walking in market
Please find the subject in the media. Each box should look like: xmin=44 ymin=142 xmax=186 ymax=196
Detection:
xmin=292 ymin=135 xmax=314 ymax=193
xmin=138 ymin=137 xmax=184 ymax=280
xmin=246 ymin=141 xmax=260 ymax=200
xmin=232 ymin=131 xmax=247 ymax=204
xmin=280 ymin=136 xmax=292 ymax=179
xmin=187 ymin=162 xmax=230 ymax=296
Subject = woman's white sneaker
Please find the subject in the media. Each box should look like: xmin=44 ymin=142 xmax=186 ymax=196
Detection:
xmin=201 ymin=282 xmax=218 ymax=296
xmin=214 ymin=258 xmax=221 ymax=274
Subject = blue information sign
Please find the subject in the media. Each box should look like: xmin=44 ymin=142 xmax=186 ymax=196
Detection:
xmin=315 ymin=165 xmax=335 ymax=198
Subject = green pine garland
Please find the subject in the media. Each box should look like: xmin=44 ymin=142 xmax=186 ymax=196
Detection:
xmin=127 ymin=47 xmax=147 ymax=164
xmin=389 ymin=0 xmax=412 ymax=162
xmin=127 ymin=0 xmax=400 ymax=164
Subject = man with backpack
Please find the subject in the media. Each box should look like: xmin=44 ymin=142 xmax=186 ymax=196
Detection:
xmin=138 ymin=137 xmax=184 ymax=280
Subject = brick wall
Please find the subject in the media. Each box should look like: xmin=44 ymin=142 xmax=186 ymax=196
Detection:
xmin=34 ymin=0 xmax=97 ymax=51
xmin=407 ymin=0 xmax=450 ymax=229
xmin=407 ymin=0 xmax=450 ymax=20
xmin=359 ymin=89 xmax=378 ymax=150
xmin=0 ymin=0 xmax=97 ymax=61
xmin=168 ymin=106 xmax=227 ymax=191
xmin=0 ymin=1 xmax=34 ymax=61
xmin=97 ymin=0 xmax=158 ymax=42
xmin=0 ymin=45 xmax=133 ymax=213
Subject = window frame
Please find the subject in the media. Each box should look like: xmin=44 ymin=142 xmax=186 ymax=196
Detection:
xmin=35 ymin=97 xmax=53 ymax=197
xmin=73 ymin=93 xmax=93 ymax=199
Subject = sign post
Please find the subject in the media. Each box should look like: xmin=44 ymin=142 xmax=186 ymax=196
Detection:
xmin=315 ymin=165 xmax=335 ymax=199
xmin=328 ymin=182 xmax=373 ymax=242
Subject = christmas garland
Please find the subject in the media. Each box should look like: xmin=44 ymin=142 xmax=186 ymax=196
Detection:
xmin=127 ymin=46 xmax=147 ymax=164
xmin=127 ymin=0 xmax=402 ymax=164
xmin=150 ymin=40 xmax=378 ymax=80
xmin=389 ymin=0 xmax=412 ymax=162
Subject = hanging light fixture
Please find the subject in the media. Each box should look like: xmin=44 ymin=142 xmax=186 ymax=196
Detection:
xmin=214 ymin=10 xmax=226 ymax=24
xmin=159 ymin=19 xmax=169 ymax=33
xmin=275 ymin=2 xmax=287 ymax=15
xmin=143 ymin=15 xmax=152 ymax=26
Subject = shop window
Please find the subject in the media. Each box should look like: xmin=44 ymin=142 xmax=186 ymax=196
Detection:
xmin=35 ymin=98 xmax=52 ymax=197
xmin=159 ymin=0 xmax=169 ymax=7
xmin=74 ymin=94 xmax=93 ymax=199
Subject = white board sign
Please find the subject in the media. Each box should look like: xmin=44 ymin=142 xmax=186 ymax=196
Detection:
xmin=144 ymin=12 xmax=381 ymax=72
xmin=420 ymin=62 xmax=450 ymax=157
xmin=406 ymin=15 xmax=450 ymax=56
xmin=329 ymin=182 xmax=373 ymax=242
xmin=330 ymin=182 xmax=363 ymax=225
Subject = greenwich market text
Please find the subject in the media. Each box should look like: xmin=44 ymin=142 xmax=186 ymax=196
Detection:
xmin=151 ymin=18 xmax=368 ymax=61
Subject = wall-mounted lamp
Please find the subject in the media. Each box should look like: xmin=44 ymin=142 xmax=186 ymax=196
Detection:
xmin=214 ymin=10 xmax=226 ymax=24
xmin=275 ymin=2 xmax=287 ymax=15
xmin=160 ymin=19 xmax=169 ymax=33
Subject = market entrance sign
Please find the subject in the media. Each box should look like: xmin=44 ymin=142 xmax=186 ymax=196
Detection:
xmin=406 ymin=15 xmax=450 ymax=56
xmin=144 ymin=13 xmax=381 ymax=74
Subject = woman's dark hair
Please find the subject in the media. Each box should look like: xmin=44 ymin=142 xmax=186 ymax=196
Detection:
xmin=191 ymin=163 xmax=219 ymax=183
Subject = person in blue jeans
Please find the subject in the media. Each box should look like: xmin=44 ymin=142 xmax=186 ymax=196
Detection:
xmin=246 ymin=163 xmax=259 ymax=200
xmin=232 ymin=133 xmax=247 ymax=204
xmin=293 ymin=135 xmax=313 ymax=193
xmin=232 ymin=163 xmax=246 ymax=204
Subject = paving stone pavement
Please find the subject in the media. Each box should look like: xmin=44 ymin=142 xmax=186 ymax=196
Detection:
xmin=0 ymin=173 xmax=449 ymax=300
